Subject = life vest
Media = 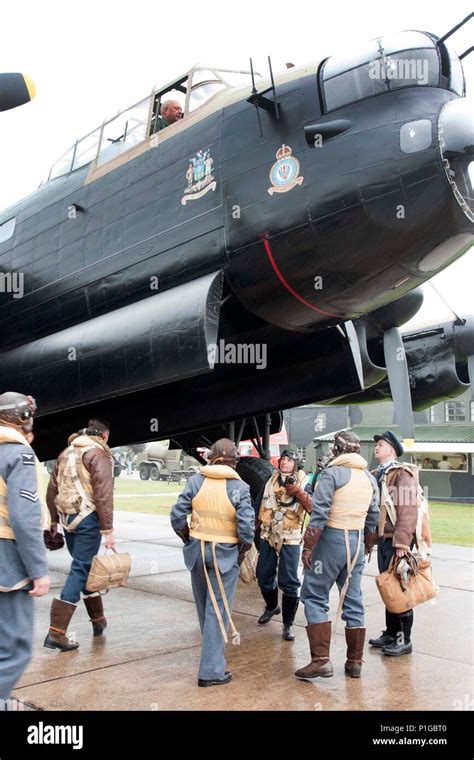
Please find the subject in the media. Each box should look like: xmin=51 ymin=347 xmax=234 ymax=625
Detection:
xmin=189 ymin=464 xmax=240 ymax=544
xmin=378 ymin=462 xmax=433 ymax=558
xmin=325 ymin=453 xmax=374 ymax=530
xmin=0 ymin=425 xmax=50 ymax=540
xmin=189 ymin=464 xmax=243 ymax=646
xmin=55 ymin=434 xmax=113 ymax=532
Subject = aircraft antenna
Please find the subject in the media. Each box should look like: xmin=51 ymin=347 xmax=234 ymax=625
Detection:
xmin=268 ymin=56 xmax=280 ymax=120
xmin=247 ymin=56 xmax=281 ymax=136
xmin=250 ymin=57 xmax=264 ymax=137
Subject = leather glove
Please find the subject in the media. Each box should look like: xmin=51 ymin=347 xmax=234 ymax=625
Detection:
xmin=285 ymin=483 xmax=313 ymax=513
xmin=301 ymin=526 xmax=322 ymax=571
xmin=238 ymin=542 xmax=253 ymax=566
xmin=43 ymin=526 xmax=64 ymax=551
xmin=174 ymin=523 xmax=190 ymax=544
xmin=364 ymin=530 xmax=378 ymax=557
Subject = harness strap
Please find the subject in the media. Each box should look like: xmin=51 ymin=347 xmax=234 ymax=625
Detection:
xmin=59 ymin=447 xmax=96 ymax=531
xmin=332 ymin=529 xmax=362 ymax=641
xmin=200 ymin=540 xmax=241 ymax=646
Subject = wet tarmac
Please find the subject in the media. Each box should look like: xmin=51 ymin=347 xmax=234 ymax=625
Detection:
xmin=12 ymin=512 xmax=473 ymax=712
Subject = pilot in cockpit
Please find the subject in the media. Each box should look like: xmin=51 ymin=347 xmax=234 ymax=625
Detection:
xmin=155 ymin=99 xmax=183 ymax=131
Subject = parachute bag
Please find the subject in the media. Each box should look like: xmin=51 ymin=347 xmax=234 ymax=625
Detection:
xmin=86 ymin=548 xmax=131 ymax=593
xmin=376 ymin=553 xmax=438 ymax=613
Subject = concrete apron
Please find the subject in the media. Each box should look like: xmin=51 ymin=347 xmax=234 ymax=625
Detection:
xmin=12 ymin=512 xmax=473 ymax=711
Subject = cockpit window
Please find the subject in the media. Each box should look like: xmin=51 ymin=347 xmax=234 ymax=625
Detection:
xmin=0 ymin=217 xmax=15 ymax=243
xmin=320 ymin=31 xmax=441 ymax=112
xmin=48 ymin=126 xmax=102 ymax=180
xmin=445 ymin=42 xmax=464 ymax=96
xmin=46 ymin=65 xmax=255 ymax=182
xmin=97 ymin=98 xmax=150 ymax=167
xmin=188 ymin=69 xmax=227 ymax=113
xmin=72 ymin=127 xmax=102 ymax=172
xmin=186 ymin=67 xmax=255 ymax=113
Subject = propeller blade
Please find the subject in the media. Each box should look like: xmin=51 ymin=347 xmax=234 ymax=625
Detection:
xmin=468 ymin=355 xmax=474 ymax=397
xmin=453 ymin=316 xmax=474 ymax=399
xmin=0 ymin=73 xmax=35 ymax=112
xmin=383 ymin=326 xmax=415 ymax=441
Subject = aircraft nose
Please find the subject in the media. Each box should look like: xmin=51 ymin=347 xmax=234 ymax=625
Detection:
xmin=438 ymin=97 xmax=474 ymax=223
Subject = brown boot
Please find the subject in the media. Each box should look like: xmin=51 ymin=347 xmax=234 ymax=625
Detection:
xmin=43 ymin=599 xmax=79 ymax=651
xmin=295 ymin=622 xmax=333 ymax=680
xmin=344 ymin=627 xmax=365 ymax=677
xmin=84 ymin=595 xmax=107 ymax=636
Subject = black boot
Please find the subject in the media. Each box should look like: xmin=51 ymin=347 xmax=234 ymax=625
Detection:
xmin=369 ymin=609 xmax=398 ymax=648
xmin=198 ymin=672 xmax=232 ymax=687
xmin=282 ymin=595 xmax=299 ymax=640
xmin=258 ymin=588 xmax=281 ymax=625
xmin=382 ymin=610 xmax=413 ymax=656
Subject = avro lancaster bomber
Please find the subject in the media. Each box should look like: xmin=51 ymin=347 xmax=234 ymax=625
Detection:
xmin=0 ymin=17 xmax=472 ymax=461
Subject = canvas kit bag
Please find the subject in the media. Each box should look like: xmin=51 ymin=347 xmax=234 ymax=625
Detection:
xmin=376 ymin=552 xmax=438 ymax=613
xmin=86 ymin=548 xmax=131 ymax=592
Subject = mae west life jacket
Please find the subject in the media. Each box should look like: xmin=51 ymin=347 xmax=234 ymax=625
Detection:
xmin=0 ymin=425 xmax=50 ymax=541
xmin=189 ymin=464 xmax=243 ymax=645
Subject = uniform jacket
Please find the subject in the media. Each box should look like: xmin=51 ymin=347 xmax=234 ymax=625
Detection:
xmin=154 ymin=115 xmax=169 ymax=132
xmin=46 ymin=434 xmax=114 ymax=533
xmin=170 ymin=465 xmax=254 ymax=573
xmin=258 ymin=469 xmax=310 ymax=550
xmin=0 ymin=428 xmax=49 ymax=592
xmin=378 ymin=464 xmax=418 ymax=550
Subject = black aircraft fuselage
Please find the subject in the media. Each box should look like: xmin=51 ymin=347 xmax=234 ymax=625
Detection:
xmin=0 ymin=28 xmax=473 ymax=460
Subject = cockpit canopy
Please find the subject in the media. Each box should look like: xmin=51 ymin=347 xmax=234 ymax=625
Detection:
xmin=319 ymin=30 xmax=465 ymax=112
xmin=47 ymin=65 xmax=257 ymax=181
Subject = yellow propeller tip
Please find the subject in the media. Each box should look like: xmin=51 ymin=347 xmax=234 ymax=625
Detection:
xmin=23 ymin=74 xmax=36 ymax=102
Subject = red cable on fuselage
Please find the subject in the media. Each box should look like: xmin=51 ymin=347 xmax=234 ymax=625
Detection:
xmin=260 ymin=234 xmax=341 ymax=319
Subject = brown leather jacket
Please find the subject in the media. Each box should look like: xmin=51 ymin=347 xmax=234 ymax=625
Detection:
xmin=382 ymin=467 xmax=418 ymax=550
xmin=47 ymin=444 xmax=114 ymax=534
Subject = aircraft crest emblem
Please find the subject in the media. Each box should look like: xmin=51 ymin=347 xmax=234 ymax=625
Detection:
xmin=268 ymin=144 xmax=303 ymax=195
xmin=181 ymin=149 xmax=217 ymax=205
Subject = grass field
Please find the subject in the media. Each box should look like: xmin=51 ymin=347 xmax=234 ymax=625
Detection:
xmin=112 ymin=478 xmax=180 ymax=517
xmin=429 ymin=502 xmax=473 ymax=547
xmin=43 ymin=475 xmax=473 ymax=546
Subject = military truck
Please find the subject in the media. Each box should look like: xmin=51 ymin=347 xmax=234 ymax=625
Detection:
xmin=135 ymin=442 xmax=200 ymax=481
xmin=45 ymin=456 xmax=124 ymax=478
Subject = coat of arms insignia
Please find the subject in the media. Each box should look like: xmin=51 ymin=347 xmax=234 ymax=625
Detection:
xmin=181 ymin=149 xmax=217 ymax=205
xmin=268 ymin=144 xmax=303 ymax=195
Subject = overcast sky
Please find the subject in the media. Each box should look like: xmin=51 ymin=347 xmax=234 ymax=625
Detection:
xmin=1 ymin=0 xmax=472 ymax=330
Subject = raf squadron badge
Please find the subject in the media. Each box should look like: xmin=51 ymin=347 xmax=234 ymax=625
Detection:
xmin=268 ymin=144 xmax=303 ymax=195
